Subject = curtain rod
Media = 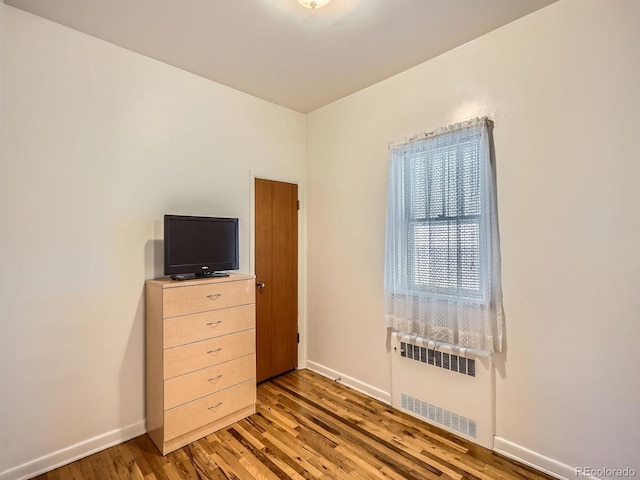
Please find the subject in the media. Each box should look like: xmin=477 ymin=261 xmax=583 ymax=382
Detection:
xmin=388 ymin=116 xmax=493 ymax=150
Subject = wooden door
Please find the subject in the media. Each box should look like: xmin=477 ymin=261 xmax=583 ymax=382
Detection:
xmin=255 ymin=178 xmax=298 ymax=383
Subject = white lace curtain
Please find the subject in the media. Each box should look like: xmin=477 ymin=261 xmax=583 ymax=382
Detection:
xmin=383 ymin=118 xmax=504 ymax=353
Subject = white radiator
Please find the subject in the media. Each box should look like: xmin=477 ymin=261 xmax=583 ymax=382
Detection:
xmin=391 ymin=332 xmax=495 ymax=449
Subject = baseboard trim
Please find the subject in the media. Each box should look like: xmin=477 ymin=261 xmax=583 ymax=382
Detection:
xmin=0 ymin=421 xmax=147 ymax=480
xmin=494 ymin=436 xmax=592 ymax=480
xmin=305 ymin=361 xmax=391 ymax=405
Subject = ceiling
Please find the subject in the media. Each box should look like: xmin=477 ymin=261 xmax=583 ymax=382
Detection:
xmin=4 ymin=0 xmax=558 ymax=113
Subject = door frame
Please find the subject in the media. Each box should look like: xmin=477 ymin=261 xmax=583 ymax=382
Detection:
xmin=249 ymin=170 xmax=306 ymax=370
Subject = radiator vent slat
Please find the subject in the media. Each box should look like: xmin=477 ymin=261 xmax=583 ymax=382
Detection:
xmin=401 ymin=393 xmax=477 ymax=439
xmin=400 ymin=341 xmax=476 ymax=377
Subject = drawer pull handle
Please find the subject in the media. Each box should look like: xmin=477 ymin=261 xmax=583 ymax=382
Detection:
xmin=208 ymin=402 xmax=223 ymax=410
xmin=207 ymin=294 xmax=222 ymax=300
xmin=206 ymin=321 xmax=223 ymax=328
xmin=207 ymin=348 xmax=223 ymax=355
xmin=208 ymin=375 xmax=223 ymax=382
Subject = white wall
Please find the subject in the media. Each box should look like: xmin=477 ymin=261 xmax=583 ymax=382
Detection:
xmin=0 ymin=6 xmax=305 ymax=478
xmin=306 ymin=0 xmax=640 ymax=477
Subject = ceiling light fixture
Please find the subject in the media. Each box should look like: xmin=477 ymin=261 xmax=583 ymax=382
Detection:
xmin=297 ymin=0 xmax=331 ymax=9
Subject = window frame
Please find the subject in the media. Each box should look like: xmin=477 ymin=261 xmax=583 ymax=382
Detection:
xmin=398 ymin=132 xmax=488 ymax=303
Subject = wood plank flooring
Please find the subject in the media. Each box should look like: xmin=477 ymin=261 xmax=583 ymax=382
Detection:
xmin=32 ymin=369 xmax=555 ymax=480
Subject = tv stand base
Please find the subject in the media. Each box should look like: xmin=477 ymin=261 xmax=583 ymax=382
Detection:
xmin=170 ymin=272 xmax=230 ymax=281
xmin=196 ymin=272 xmax=230 ymax=278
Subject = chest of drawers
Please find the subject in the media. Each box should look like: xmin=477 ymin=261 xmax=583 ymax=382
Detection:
xmin=145 ymin=274 xmax=256 ymax=455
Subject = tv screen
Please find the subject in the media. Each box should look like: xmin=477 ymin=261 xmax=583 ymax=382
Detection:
xmin=164 ymin=215 xmax=239 ymax=277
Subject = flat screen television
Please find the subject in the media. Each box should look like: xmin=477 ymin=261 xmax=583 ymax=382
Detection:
xmin=164 ymin=214 xmax=239 ymax=278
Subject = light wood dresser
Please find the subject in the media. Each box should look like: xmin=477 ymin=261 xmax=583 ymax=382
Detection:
xmin=145 ymin=274 xmax=256 ymax=455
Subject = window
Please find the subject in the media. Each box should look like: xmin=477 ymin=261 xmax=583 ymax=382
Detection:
xmin=383 ymin=118 xmax=503 ymax=352
xmin=406 ymin=133 xmax=483 ymax=298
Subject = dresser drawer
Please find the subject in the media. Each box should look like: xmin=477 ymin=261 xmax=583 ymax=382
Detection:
xmin=163 ymin=329 xmax=255 ymax=379
xmin=164 ymin=380 xmax=256 ymax=441
xmin=163 ymin=304 xmax=255 ymax=348
xmin=164 ymin=354 xmax=256 ymax=410
xmin=163 ymin=279 xmax=254 ymax=318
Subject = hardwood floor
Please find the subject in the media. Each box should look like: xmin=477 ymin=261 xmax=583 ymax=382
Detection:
xmin=33 ymin=369 xmax=554 ymax=480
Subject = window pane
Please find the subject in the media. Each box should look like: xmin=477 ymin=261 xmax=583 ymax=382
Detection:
xmin=460 ymin=141 xmax=481 ymax=216
xmin=459 ymin=221 xmax=480 ymax=291
xmin=428 ymin=152 xmax=446 ymax=219
xmin=410 ymin=222 xmax=456 ymax=289
xmin=408 ymin=219 xmax=480 ymax=295
xmin=444 ymin=149 xmax=459 ymax=218
xmin=408 ymin=156 xmax=427 ymax=219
